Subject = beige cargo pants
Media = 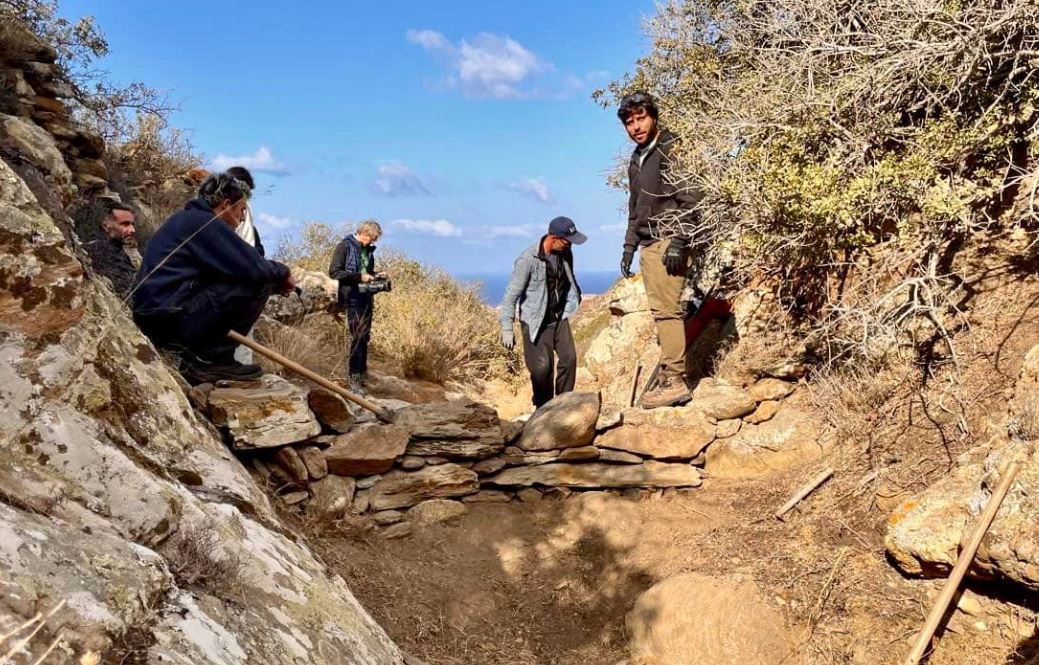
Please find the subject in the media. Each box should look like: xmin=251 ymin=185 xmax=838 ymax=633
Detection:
xmin=640 ymin=240 xmax=689 ymax=380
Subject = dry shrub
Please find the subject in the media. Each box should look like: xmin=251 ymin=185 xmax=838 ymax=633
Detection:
xmin=274 ymin=221 xmax=352 ymax=273
xmin=254 ymin=314 xmax=347 ymax=380
xmin=372 ymin=253 xmax=517 ymax=383
xmin=165 ymin=520 xmax=248 ymax=599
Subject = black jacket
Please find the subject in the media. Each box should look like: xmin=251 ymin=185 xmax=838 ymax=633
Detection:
xmin=329 ymin=235 xmax=376 ymax=308
xmin=85 ymin=236 xmax=136 ymax=300
xmin=625 ymin=129 xmax=704 ymax=251
xmin=132 ymin=199 xmax=289 ymax=317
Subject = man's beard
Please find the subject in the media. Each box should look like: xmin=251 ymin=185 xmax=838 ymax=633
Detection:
xmin=122 ymin=235 xmax=138 ymax=249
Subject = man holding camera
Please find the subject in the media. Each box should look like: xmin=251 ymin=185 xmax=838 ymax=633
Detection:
xmin=329 ymin=220 xmax=387 ymax=386
xmin=500 ymin=216 xmax=585 ymax=409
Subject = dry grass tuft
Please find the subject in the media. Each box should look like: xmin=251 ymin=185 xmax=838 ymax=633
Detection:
xmin=165 ymin=520 xmax=248 ymax=599
xmin=254 ymin=314 xmax=348 ymax=380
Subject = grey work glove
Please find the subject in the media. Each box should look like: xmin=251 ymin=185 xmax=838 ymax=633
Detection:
xmin=621 ymin=248 xmax=635 ymax=278
xmin=500 ymin=328 xmax=515 ymax=351
xmin=662 ymin=238 xmax=688 ymax=276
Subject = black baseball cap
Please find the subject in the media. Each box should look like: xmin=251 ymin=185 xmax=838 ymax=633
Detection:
xmin=547 ymin=216 xmax=587 ymax=245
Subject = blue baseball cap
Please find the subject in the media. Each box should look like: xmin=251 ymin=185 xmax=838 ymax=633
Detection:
xmin=547 ymin=216 xmax=587 ymax=245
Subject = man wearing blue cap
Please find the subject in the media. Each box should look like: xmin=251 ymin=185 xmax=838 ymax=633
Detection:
xmin=500 ymin=216 xmax=585 ymax=409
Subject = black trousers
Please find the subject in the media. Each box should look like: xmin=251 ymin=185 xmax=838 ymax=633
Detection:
xmin=521 ymin=317 xmax=576 ymax=408
xmin=135 ymin=282 xmax=270 ymax=363
xmin=346 ymin=303 xmax=373 ymax=377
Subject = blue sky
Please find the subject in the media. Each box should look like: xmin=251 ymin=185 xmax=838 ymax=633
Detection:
xmin=60 ymin=0 xmax=655 ymax=275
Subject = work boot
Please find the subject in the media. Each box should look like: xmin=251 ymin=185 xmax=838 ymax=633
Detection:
xmin=180 ymin=356 xmax=263 ymax=384
xmin=349 ymin=372 xmax=368 ymax=390
xmin=640 ymin=375 xmax=691 ymax=409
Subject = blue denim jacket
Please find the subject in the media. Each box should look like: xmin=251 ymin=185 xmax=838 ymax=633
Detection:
xmin=500 ymin=241 xmax=581 ymax=342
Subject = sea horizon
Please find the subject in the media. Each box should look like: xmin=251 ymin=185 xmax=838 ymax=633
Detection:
xmin=455 ymin=270 xmax=619 ymax=306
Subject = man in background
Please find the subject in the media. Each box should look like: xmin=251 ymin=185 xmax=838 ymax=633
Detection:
xmin=133 ymin=172 xmax=293 ymax=383
xmin=500 ymin=216 xmax=584 ymax=409
xmin=83 ymin=199 xmax=138 ymax=300
xmin=329 ymin=220 xmax=386 ymax=387
xmin=618 ymin=91 xmax=703 ymax=409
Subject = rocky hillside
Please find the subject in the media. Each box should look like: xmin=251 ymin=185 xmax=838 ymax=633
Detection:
xmin=0 ymin=22 xmax=403 ymax=664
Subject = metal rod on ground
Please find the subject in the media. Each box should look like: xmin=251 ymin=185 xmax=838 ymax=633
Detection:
xmin=227 ymin=330 xmax=393 ymax=423
xmin=628 ymin=361 xmax=641 ymax=408
xmin=775 ymin=468 xmax=834 ymax=520
xmin=903 ymin=460 xmax=1021 ymax=665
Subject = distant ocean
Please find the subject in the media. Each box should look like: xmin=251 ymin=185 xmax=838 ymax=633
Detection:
xmin=456 ymin=270 xmax=619 ymax=306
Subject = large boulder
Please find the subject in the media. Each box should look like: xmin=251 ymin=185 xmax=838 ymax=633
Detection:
xmin=485 ymin=461 xmax=702 ymax=489
xmin=208 ymin=375 xmax=321 ymax=449
xmin=395 ymin=398 xmax=505 ymax=459
xmin=705 ymin=406 xmax=829 ymax=479
xmin=626 ymin=573 xmax=797 ymax=665
xmin=690 ymin=378 xmax=757 ymax=420
xmin=324 ymin=424 xmax=410 ymax=476
xmin=369 ymin=464 xmax=479 ymax=511
xmin=516 ymin=391 xmax=600 ymax=451
xmin=597 ymin=407 xmax=715 ymax=460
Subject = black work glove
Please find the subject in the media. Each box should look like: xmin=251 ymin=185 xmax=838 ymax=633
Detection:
xmin=662 ymin=238 xmax=688 ymax=276
xmin=621 ymin=248 xmax=635 ymax=278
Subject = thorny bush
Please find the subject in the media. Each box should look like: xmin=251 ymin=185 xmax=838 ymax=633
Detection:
xmin=600 ymin=0 xmax=1039 ymax=369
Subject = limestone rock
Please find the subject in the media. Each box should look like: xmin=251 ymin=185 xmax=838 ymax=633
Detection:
xmin=472 ymin=456 xmax=507 ymax=475
xmin=503 ymin=446 xmax=600 ymax=467
xmin=281 ymin=490 xmax=309 ymax=506
xmin=584 ymin=309 xmax=658 ymax=406
xmin=409 ymin=499 xmax=468 ymax=525
xmin=369 ymin=464 xmax=479 ymax=511
xmin=749 ymin=378 xmax=796 ymax=402
xmin=308 ymin=388 xmax=357 ymax=433
xmin=627 ymin=573 xmax=797 ymax=665
xmin=486 ymin=461 xmax=702 ymax=489
xmin=599 ymin=448 xmax=644 ymax=464
xmin=706 ymin=407 xmax=829 ymax=479
xmin=608 ymin=274 xmax=649 ymax=315
xmin=298 ymin=445 xmax=328 ymax=480
xmin=373 ymin=510 xmax=405 ymax=526
xmin=396 ymin=398 xmax=505 ymax=459
xmin=501 ymin=418 xmax=525 ymax=443
xmin=597 ymin=407 xmax=715 ymax=460
xmin=324 ymin=424 xmax=410 ymax=476
xmin=273 ymin=446 xmax=309 ymax=484
xmin=716 ymin=418 xmax=742 ymax=438
xmin=380 ymin=522 xmax=413 ymax=540
xmin=308 ymin=475 xmax=357 ymax=517
xmin=401 ymin=455 xmax=426 ymax=470
xmin=353 ymin=489 xmax=372 ymax=513
xmin=517 ymin=488 xmax=543 ymax=503
xmin=745 ymin=400 xmax=781 ymax=425
xmin=463 ymin=490 xmax=513 ymax=503
xmin=690 ymin=379 xmax=757 ymax=420
xmin=0 ymin=112 xmax=71 ymax=187
xmin=516 ymin=391 xmax=600 ymax=452
xmin=596 ymin=404 xmax=624 ymax=431
xmin=208 ymin=375 xmax=321 ymax=449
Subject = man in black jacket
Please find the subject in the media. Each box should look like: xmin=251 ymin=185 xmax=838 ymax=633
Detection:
xmin=83 ymin=199 xmax=138 ymax=300
xmin=619 ymin=91 xmax=703 ymax=408
xmin=329 ymin=220 xmax=385 ymax=386
xmin=132 ymin=173 xmax=294 ymax=383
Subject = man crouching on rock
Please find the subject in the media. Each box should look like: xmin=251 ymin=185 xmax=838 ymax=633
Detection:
xmin=132 ymin=172 xmax=294 ymax=383
xmin=500 ymin=216 xmax=585 ymax=409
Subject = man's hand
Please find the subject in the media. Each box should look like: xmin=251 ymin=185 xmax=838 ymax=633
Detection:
xmin=360 ymin=273 xmax=374 ymax=283
xmin=621 ymin=248 xmax=635 ymax=278
xmin=280 ymin=274 xmax=296 ymax=295
xmin=662 ymin=239 xmax=687 ymax=276
xmin=500 ymin=329 xmax=515 ymax=351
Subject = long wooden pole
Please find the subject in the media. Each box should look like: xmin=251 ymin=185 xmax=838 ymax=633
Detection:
xmin=628 ymin=361 xmax=641 ymax=408
xmin=228 ymin=330 xmax=394 ymax=423
xmin=903 ymin=461 xmax=1021 ymax=665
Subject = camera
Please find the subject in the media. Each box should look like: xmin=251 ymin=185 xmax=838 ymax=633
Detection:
xmin=358 ymin=277 xmax=392 ymax=294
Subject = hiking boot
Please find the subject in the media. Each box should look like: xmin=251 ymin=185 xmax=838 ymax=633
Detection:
xmin=348 ymin=372 xmax=369 ymax=391
xmin=180 ymin=357 xmax=263 ymax=384
xmin=640 ymin=375 xmax=692 ymax=409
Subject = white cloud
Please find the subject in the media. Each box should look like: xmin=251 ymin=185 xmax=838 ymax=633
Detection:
xmin=598 ymin=224 xmax=627 ymax=236
xmin=255 ymin=212 xmax=294 ymax=230
xmin=407 ymin=29 xmax=554 ymax=99
xmin=371 ymin=162 xmax=431 ymax=197
xmin=480 ymin=223 xmax=542 ymax=238
xmin=392 ymin=218 xmax=461 ymax=238
xmin=508 ymin=177 xmax=553 ymax=204
xmin=209 ymin=146 xmax=289 ymax=176
xmin=406 ymin=29 xmax=451 ymax=53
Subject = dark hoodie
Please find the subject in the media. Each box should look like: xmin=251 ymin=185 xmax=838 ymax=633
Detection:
xmin=132 ymin=198 xmax=289 ymax=317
